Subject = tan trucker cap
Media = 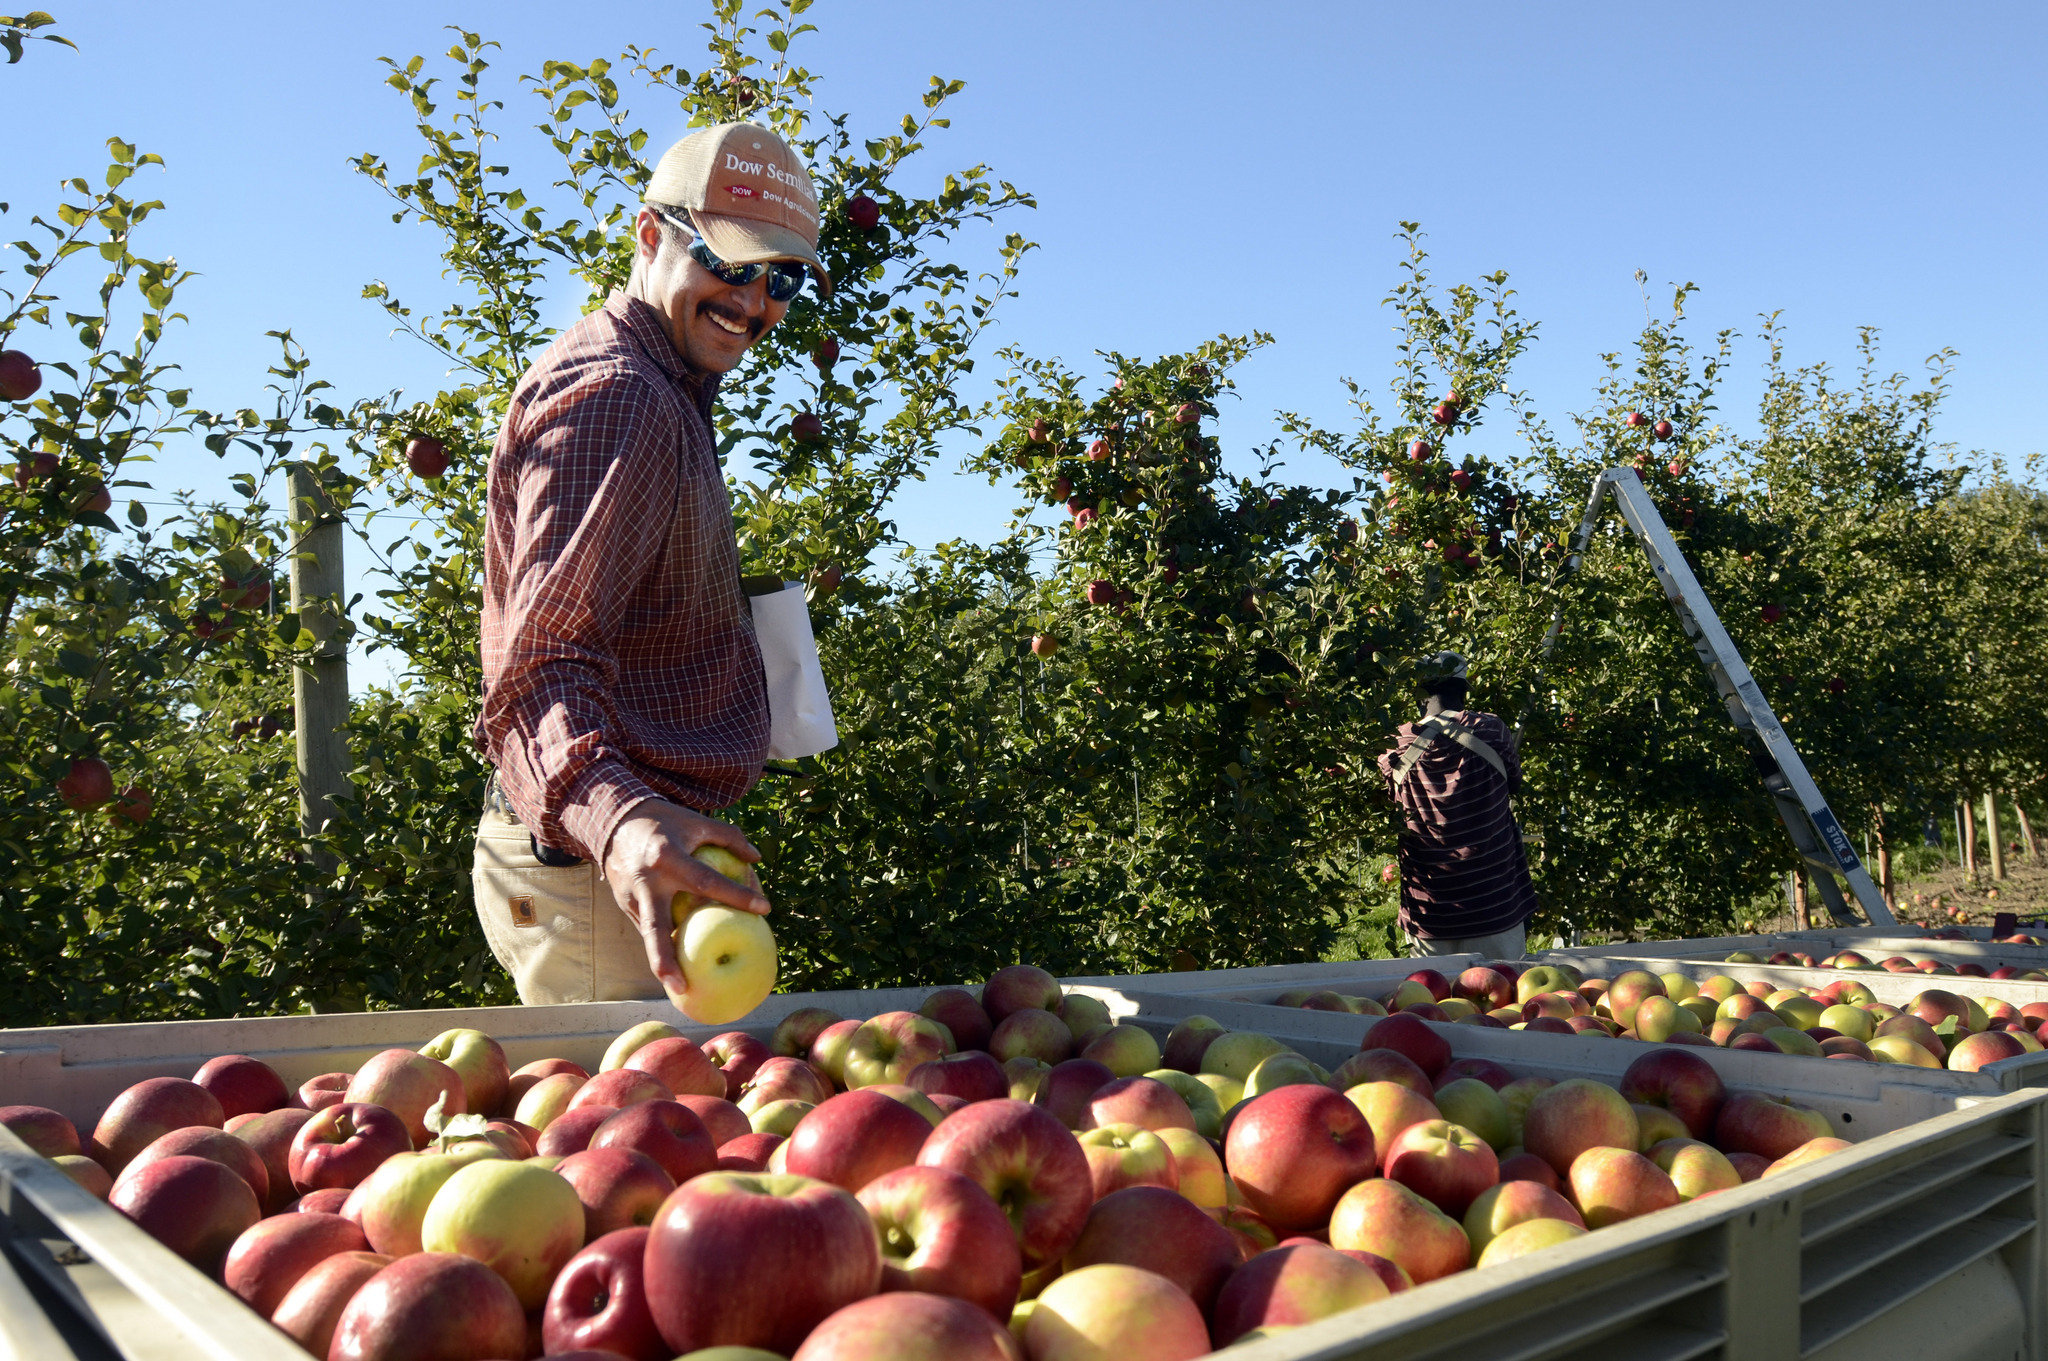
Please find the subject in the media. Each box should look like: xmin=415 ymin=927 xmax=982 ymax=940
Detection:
xmin=644 ymin=122 xmax=832 ymax=298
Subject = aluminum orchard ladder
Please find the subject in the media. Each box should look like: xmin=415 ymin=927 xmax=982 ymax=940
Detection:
xmin=1529 ymin=465 xmax=1896 ymax=927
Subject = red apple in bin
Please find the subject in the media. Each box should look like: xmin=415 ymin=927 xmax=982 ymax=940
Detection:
xmin=983 ymin=964 xmax=1063 ymax=1023
xmin=920 ymin=987 xmax=995 ymax=1052
xmin=573 ymin=1067 xmax=674 ymax=1112
xmin=674 ymin=1094 xmax=751 ymax=1148
xmin=855 ymin=1164 xmax=1021 ymax=1318
xmin=193 ymin=1054 xmax=290 ymax=1120
xmin=223 ymin=1211 xmax=368 ymax=1316
xmin=1327 ymin=1177 xmax=1471 ymax=1284
xmin=1618 ymin=1047 xmax=1727 ymax=1139
xmin=1454 ymin=967 xmax=1513 ymax=1009
xmin=1436 ymin=1056 xmax=1515 ymax=1091
xmin=716 ymin=1131 xmax=783 ymax=1171
xmin=1063 ymin=1185 xmax=1237 ymax=1313
xmin=419 ymin=1028 xmax=512 ymax=1118
xmin=420 ymin=1158 xmax=586 ymax=1309
xmin=775 ymin=1006 xmax=846 ymax=1059
xmin=1034 ymin=1058 xmax=1115 ymax=1129
xmin=329 ymin=1251 xmax=527 ymax=1361
xmin=110 ymin=1154 xmax=261 ymax=1274
xmin=538 ymin=1104 xmax=618 ymax=1157
xmin=784 ymin=1089 xmax=935 ymax=1193
xmin=56 ymin=1156 xmax=112 ymax=1200
xmin=793 ymin=1289 xmax=1020 ymax=1360
xmin=89 ymin=1076 xmax=225 ymax=1176
xmin=739 ymin=1056 xmax=834 ymax=1115
xmin=590 ymin=1099 xmax=718 ymax=1186
xmin=1 ymin=1105 xmax=80 ymax=1159
xmin=119 ymin=1125 xmax=270 ymax=1204
xmin=1570 ymin=1146 xmax=1681 ymax=1227
xmin=1342 ymin=1079 xmax=1440 ymax=1164
xmin=645 ymin=1171 xmax=883 ymax=1355
xmin=507 ymin=1056 xmax=589 ymax=1112
xmin=1083 ymin=1076 xmax=1196 ymax=1133
xmin=1210 ymin=1241 xmax=1390 ymax=1347
xmin=1713 ymin=1092 xmax=1833 ymax=1162
xmin=915 ymin=1099 xmax=1091 ymax=1270
xmin=704 ymin=1031 xmax=772 ymax=1098
xmin=294 ymin=1188 xmax=352 ymax=1214
xmin=300 ymin=1072 xmax=351 ymax=1112
xmin=1156 ymin=1017 xmax=1222 ymax=1075
xmin=345 ymin=1151 xmax=461 ymax=1257
xmin=1077 ymin=1124 xmax=1177 ymax=1199
xmin=271 ymin=1251 xmax=392 ymax=1358
xmin=345 ymin=1048 xmax=465 ymax=1149
xmin=845 ymin=1011 xmax=956 ymax=1088
xmin=1361 ymin=1013 xmax=1452 ymax=1078
xmin=1522 ymin=1079 xmax=1640 ymax=1178
xmin=1461 ymin=1179 xmax=1583 ymax=1258
xmin=554 ymin=1147 xmax=676 ymax=1239
xmin=908 ymin=1050 xmax=1009 ymax=1104
xmin=1330 ymin=1048 xmax=1433 ymax=1099
xmin=1226 ymin=1084 xmax=1377 ymax=1232
xmin=812 ymin=1018 xmax=865 ymax=1086
xmin=544 ymin=1226 xmax=667 ymax=1361
xmin=290 ymin=1102 xmax=412 ymax=1193
xmin=1949 ymin=1030 xmax=2028 ymax=1072
xmin=517 ymin=1072 xmax=590 ymax=1131
xmin=1382 ymin=1118 xmax=1499 ymax=1217
xmin=990 ymin=1008 xmax=1075 ymax=1066
xmin=1026 ymin=1263 xmax=1209 ymax=1361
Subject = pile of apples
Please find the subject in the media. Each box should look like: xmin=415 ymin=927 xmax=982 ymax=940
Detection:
xmin=1726 ymin=945 xmax=2048 ymax=981
xmin=0 ymin=963 xmax=1851 ymax=1361
xmin=1269 ymin=958 xmax=2045 ymax=1072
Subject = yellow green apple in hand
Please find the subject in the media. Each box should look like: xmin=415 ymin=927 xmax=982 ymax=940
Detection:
xmin=669 ymin=845 xmax=778 ymax=1024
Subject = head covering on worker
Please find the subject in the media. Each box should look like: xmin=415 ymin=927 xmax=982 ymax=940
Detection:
xmin=644 ymin=121 xmax=834 ymax=298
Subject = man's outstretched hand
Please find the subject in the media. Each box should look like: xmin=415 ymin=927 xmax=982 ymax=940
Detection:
xmin=602 ymin=801 xmax=770 ymax=997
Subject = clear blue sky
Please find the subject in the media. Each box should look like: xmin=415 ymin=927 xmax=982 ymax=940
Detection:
xmin=7 ymin=2 xmax=2043 ymax=684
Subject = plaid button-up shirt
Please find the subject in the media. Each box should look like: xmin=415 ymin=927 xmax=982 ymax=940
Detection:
xmin=1378 ymin=708 xmax=1539 ymax=939
xmin=474 ymin=290 xmax=770 ymax=862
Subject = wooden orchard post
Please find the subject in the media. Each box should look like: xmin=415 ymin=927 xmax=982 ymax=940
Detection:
xmin=2017 ymin=801 xmax=2039 ymax=862
xmin=1984 ymin=792 xmax=2006 ymax=881
xmin=1873 ymin=809 xmax=1894 ymax=909
xmin=1961 ymin=799 xmax=1978 ymax=880
xmin=1791 ymin=869 xmax=1809 ymax=929
xmin=288 ymin=462 xmax=352 ymax=867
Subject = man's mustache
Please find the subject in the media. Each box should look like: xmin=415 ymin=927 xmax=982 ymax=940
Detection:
xmin=701 ymin=302 xmax=765 ymax=340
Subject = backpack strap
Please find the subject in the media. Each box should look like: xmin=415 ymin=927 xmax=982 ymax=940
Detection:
xmin=1392 ymin=712 xmax=1509 ymax=787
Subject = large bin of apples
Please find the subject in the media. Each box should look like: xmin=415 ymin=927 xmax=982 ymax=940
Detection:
xmin=1546 ymin=925 xmax=2048 ymax=976
xmin=4 ymin=958 xmax=2047 ymax=1361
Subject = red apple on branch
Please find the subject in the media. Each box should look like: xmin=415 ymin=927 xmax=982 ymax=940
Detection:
xmin=57 ymin=756 xmax=115 ymax=812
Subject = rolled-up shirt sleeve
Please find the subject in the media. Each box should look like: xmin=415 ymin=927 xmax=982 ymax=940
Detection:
xmin=482 ymin=364 xmax=675 ymax=862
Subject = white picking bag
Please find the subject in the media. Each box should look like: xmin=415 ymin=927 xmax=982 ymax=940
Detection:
xmin=748 ymin=581 xmax=839 ymax=760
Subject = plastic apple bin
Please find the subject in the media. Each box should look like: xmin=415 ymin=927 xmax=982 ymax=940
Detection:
xmin=2 ymin=974 xmax=2043 ymax=1360
xmin=1091 ymin=986 xmax=2048 ymax=1360
xmin=1544 ymin=928 xmax=2048 ymax=970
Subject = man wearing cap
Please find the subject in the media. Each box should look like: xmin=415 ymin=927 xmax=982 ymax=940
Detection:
xmin=470 ymin=122 xmax=832 ymax=1005
xmin=1376 ymin=653 xmax=1540 ymax=958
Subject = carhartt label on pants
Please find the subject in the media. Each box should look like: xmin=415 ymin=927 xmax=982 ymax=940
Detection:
xmin=509 ymin=895 xmax=538 ymax=928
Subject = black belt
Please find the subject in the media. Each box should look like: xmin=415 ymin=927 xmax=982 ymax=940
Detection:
xmin=484 ymin=773 xmax=588 ymax=866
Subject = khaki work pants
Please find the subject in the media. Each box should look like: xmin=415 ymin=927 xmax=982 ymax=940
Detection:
xmin=1406 ymin=920 xmax=1528 ymax=963
xmin=471 ymin=803 xmax=664 ymax=1005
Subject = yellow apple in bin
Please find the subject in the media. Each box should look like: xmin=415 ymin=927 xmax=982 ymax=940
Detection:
xmin=667 ymin=845 xmax=777 ymax=1024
